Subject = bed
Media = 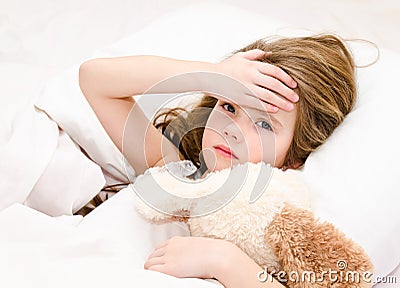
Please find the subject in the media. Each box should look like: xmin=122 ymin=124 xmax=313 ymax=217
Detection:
xmin=0 ymin=1 xmax=399 ymax=287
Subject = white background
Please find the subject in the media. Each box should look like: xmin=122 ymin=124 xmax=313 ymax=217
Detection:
xmin=1 ymin=0 xmax=399 ymax=69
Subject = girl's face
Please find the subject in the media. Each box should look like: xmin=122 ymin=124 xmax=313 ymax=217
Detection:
xmin=202 ymin=99 xmax=297 ymax=171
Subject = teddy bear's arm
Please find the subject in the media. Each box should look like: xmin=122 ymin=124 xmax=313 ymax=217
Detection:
xmin=265 ymin=204 xmax=373 ymax=288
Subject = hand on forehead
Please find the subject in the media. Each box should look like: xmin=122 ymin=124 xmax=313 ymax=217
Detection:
xmin=199 ymin=68 xmax=295 ymax=114
xmin=209 ymin=92 xmax=274 ymax=128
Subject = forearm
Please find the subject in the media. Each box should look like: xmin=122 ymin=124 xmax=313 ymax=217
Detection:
xmin=214 ymin=242 xmax=285 ymax=288
xmin=79 ymin=55 xmax=218 ymax=99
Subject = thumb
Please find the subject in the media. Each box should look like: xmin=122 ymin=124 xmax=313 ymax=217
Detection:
xmin=242 ymin=49 xmax=266 ymax=60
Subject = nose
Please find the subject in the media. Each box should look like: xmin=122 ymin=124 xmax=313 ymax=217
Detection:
xmin=222 ymin=122 xmax=244 ymax=143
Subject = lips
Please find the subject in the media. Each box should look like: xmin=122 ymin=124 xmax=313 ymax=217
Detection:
xmin=214 ymin=145 xmax=238 ymax=159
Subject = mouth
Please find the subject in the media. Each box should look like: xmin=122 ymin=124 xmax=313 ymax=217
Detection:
xmin=213 ymin=145 xmax=238 ymax=159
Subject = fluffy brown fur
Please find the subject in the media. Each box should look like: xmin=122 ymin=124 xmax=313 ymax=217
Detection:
xmin=265 ymin=204 xmax=374 ymax=288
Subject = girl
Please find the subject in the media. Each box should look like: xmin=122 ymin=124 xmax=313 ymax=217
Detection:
xmin=79 ymin=34 xmax=356 ymax=287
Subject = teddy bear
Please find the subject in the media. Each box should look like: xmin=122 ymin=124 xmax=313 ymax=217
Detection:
xmin=134 ymin=161 xmax=373 ymax=287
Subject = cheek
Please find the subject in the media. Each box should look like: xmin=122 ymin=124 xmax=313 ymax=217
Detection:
xmin=246 ymin=134 xmax=262 ymax=158
xmin=201 ymin=127 xmax=213 ymax=149
xmin=252 ymin=133 xmax=275 ymax=165
xmin=274 ymin=132 xmax=294 ymax=167
xmin=206 ymin=108 xmax=218 ymax=126
xmin=202 ymin=110 xmax=228 ymax=148
xmin=202 ymin=109 xmax=216 ymax=148
xmin=201 ymin=127 xmax=219 ymax=171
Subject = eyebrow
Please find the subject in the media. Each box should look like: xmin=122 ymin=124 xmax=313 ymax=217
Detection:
xmin=238 ymin=104 xmax=284 ymax=128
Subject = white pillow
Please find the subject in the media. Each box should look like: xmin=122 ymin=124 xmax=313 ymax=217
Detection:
xmin=35 ymin=1 xmax=400 ymax=279
xmin=302 ymin=47 xmax=400 ymax=278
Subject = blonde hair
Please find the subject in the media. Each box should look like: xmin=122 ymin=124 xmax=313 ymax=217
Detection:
xmin=155 ymin=34 xmax=356 ymax=169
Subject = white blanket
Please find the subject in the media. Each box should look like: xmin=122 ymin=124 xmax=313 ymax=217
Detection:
xmin=0 ymin=103 xmax=106 ymax=216
xmin=0 ymin=188 xmax=222 ymax=287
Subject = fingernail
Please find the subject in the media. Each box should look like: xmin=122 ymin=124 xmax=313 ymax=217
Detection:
xmin=286 ymin=102 xmax=294 ymax=110
xmin=268 ymin=105 xmax=278 ymax=113
xmin=293 ymin=93 xmax=299 ymax=102
xmin=291 ymin=80 xmax=297 ymax=88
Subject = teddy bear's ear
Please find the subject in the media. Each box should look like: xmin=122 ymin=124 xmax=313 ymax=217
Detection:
xmin=265 ymin=204 xmax=373 ymax=288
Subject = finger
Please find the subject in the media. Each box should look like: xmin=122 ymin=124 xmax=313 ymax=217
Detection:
xmin=241 ymin=49 xmax=266 ymax=61
xmin=243 ymin=93 xmax=279 ymax=113
xmin=215 ymin=91 xmax=265 ymax=111
xmin=144 ymin=256 xmax=164 ymax=269
xmin=147 ymin=247 xmax=166 ymax=260
xmin=255 ymin=73 xmax=298 ymax=103
xmin=252 ymin=86 xmax=294 ymax=112
xmin=256 ymin=61 xmax=298 ymax=90
xmin=212 ymin=90 xmax=283 ymax=113
xmin=264 ymin=103 xmax=279 ymax=113
xmin=146 ymin=264 xmax=166 ymax=273
xmin=154 ymin=241 xmax=168 ymax=250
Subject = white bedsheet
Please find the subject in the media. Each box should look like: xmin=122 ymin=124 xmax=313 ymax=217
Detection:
xmin=0 ymin=187 xmax=222 ymax=288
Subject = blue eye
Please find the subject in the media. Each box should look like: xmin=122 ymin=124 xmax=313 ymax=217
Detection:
xmin=222 ymin=103 xmax=235 ymax=113
xmin=256 ymin=120 xmax=273 ymax=131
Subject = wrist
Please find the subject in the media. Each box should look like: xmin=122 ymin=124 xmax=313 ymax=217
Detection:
xmin=189 ymin=61 xmax=222 ymax=94
xmin=212 ymin=240 xmax=280 ymax=288
xmin=211 ymin=240 xmax=245 ymax=281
